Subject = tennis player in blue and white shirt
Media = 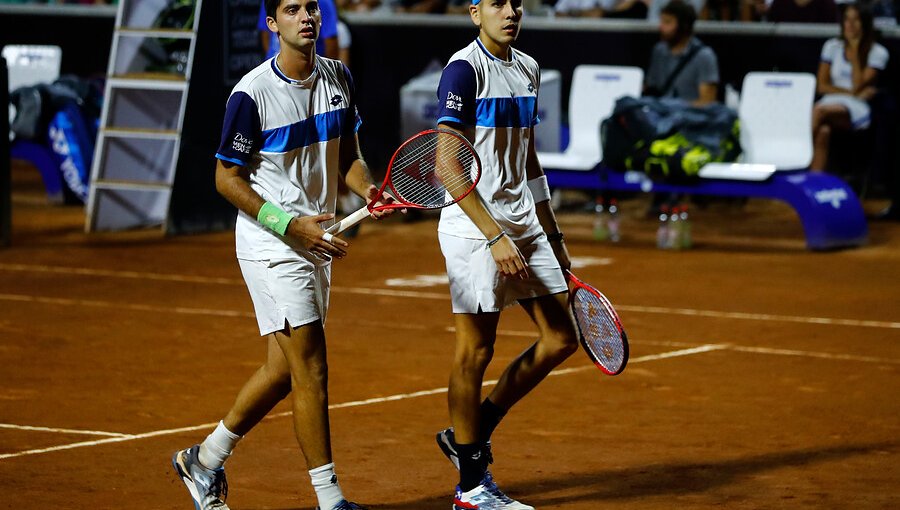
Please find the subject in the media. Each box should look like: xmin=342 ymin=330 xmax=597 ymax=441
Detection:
xmin=172 ymin=2 xmax=392 ymax=510
xmin=433 ymin=0 xmax=580 ymax=508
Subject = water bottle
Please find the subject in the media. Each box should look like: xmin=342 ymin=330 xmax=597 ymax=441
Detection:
xmin=667 ymin=205 xmax=681 ymax=250
xmin=607 ymin=199 xmax=621 ymax=243
xmin=679 ymin=205 xmax=692 ymax=249
xmin=656 ymin=205 xmax=670 ymax=249
xmin=592 ymin=197 xmax=608 ymax=241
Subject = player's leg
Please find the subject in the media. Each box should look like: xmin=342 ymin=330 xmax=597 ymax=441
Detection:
xmin=173 ymin=263 xmax=296 ymax=510
xmin=448 ymin=311 xmax=500 ymax=490
xmin=447 ymin=312 xmax=536 ymax=510
xmin=273 ymin=320 xmax=332 ymax=467
xmin=215 ymin=332 xmax=292 ymax=441
xmin=485 ymin=290 xmax=578 ymax=416
xmin=274 ymin=320 xmax=358 ymax=510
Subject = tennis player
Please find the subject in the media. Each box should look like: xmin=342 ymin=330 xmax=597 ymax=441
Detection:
xmin=171 ymin=1 xmax=393 ymax=509
xmin=433 ymin=0 xmax=579 ymax=508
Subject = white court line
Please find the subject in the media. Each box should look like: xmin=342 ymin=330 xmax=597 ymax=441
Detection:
xmin=727 ymin=345 xmax=900 ymax=365
xmin=0 ymin=423 xmax=132 ymax=438
xmin=615 ymin=304 xmax=900 ymax=330
xmin=0 ymin=263 xmax=243 ymax=285
xmin=2 ymin=261 xmax=898 ymax=329
xmin=0 ymin=345 xmax=717 ymax=461
xmin=2 ymin=342 xmax=897 ymax=462
xmin=0 ymin=293 xmax=254 ymax=319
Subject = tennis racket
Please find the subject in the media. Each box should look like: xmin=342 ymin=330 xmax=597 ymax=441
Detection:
xmin=326 ymin=128 xmax=481 ymax=235
xmin=567 ymin=269 xmax=629 ymax=376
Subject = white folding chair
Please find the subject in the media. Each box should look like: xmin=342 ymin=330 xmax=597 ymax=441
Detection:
xmin=699 ymin=72 xmax=816 ymax=180
xmin=537 ymin=65 xmax=643 ymax=171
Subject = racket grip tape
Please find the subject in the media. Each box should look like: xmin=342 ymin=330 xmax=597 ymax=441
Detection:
xmin=325 ymin=206 xmax=371 ymax=235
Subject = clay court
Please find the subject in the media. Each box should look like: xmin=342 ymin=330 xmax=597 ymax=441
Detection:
xmin=1 ymin=165 xmax=898 ymax=509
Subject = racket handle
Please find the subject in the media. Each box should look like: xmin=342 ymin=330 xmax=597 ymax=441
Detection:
xmin=325 ymin=205 xmax=371 ymax=235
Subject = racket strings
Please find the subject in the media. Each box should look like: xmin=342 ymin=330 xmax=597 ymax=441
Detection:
xmin=392 ymin=155 xmax=475 ymax=206
xmin=389 ymin=133 xmax=477 ymax=208
xmin=393 ymin=150 xmax=473 ymax=194
xmin=573 ymin=290 xmax=626 ymax=373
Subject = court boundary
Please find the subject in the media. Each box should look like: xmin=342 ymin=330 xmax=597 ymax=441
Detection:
xmin=2 ymin=342 xmax=897 ymax=462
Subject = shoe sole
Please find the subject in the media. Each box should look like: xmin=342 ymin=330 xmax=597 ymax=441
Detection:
xmin=436 ymin=431 xmax=460 ymax=470
xmin=172 ymin=450 xmax=203 ymax=510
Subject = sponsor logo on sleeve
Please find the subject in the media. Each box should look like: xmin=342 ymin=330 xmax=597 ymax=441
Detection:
xmin=446 ymin=92 xmax=464 ymax=112
xmin=330 ymin=94 xmax=344 ymax=106
xmin=232 ymin=133 xmax=253 ymax=154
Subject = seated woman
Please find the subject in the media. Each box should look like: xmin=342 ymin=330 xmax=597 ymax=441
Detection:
xmin=811 ymin=3 xmax=889 ymax=172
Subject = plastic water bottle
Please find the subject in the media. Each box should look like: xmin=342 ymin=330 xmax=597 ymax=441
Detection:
xmin=656 ymin=205 xmax=670 ymax=249
xmin=679 ymin=206 xmax=692 ymax=249
xmin=667 ymin=205 xmax=681 ymax=250
xmin=607 ymin=199 xmax=621 ymax=243
xmin=592 ymin=197 xmax=608 ymax=241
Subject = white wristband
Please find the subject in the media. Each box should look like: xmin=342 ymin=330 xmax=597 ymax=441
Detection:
xmin=322 ymin=232 xmax=334 ymax=244
xmin=527 ymin=175 xmax=551 ymax=203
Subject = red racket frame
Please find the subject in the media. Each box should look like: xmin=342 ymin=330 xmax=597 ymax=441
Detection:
xmin=566 ymin=269 xmax=629 ymax=376
xmin=374 ymin=128 xmax=481 ymax=213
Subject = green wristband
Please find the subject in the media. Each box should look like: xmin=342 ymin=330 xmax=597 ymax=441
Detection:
xmin=257 ymin=202 xmax=293 ymax=236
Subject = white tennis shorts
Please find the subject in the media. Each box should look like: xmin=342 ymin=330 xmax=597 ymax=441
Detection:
xmin=238 ymin=257 xmax=331 ymax=336
xmin=439 ymin=232 xmax=568 ymax=314
xmin=817 ymin=93 xmax=872 ymax=130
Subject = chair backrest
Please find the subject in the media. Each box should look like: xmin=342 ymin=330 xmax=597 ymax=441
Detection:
xmin=738 ymin=72 xmax=816 ymax=170
xmin=566 ymin=65 xmax=644 ymax=161
xmin=2 ymin=45 xmax=62 ymax=93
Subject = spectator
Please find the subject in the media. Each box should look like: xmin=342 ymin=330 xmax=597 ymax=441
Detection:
xmin=700 ymin=0 xmax=739 ymax=20
xmin=259 ymin=0 xmax=339 ymax=60
xmin=554 ymin=0 xmax=649 ymax=18
xmin=810 ymin=2 xmax=889 ymax=171
xmin=739 ymin=0 xmax=772 ymax=20
xmin=768 ymin=0 xmax=839 ymax=23
xmin=647 ymin=0 xmax=705 ymax=20
xmin=336 ymin=0 xmax=386 ymax=10
xmin=644 ymin=0 xmax=719 ymax=105
xmin=395 ymin=0 xmax=447 ymax=12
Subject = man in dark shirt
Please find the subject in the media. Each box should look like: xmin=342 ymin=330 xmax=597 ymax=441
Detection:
xmin=645 ymin=0 xmax=719 ymax=105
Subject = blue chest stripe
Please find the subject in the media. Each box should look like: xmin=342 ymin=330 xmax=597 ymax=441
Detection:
xmin=475 ymin=96 xmax=537 ymax=128
xmin=261 ymin=108 xmax=348 ymax=153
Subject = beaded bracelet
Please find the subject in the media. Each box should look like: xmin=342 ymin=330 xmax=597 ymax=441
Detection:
xmin=486 ymin=231 xmax=507 ymax=248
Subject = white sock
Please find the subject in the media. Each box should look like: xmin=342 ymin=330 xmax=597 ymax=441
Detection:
xmin=198 ymin=421 xmax=242 ymax=470
xmin=309 ymin=462 xmax=345 ymax=510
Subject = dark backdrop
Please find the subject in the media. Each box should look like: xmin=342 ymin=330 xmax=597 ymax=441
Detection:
xmin=2 ymin=10 xmax=898 ymax=233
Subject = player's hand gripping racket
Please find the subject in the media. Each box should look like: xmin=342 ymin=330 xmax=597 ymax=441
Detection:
xmin=325 ymin=128 xmax=481 ymax=236
xmin=566 ymin=270 xmax=629 ymax=376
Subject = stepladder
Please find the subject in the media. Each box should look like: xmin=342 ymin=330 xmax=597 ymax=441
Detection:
xmin=85 ymin=0 xmax=202 ymax=233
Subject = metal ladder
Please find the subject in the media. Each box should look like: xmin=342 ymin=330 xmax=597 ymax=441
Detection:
xmin=85 ymin=0 xmax=202 ymax=233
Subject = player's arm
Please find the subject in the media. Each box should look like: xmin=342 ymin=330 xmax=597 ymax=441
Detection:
xmin=338 ymin=132 xmax=396 ymax=220
xmin=439 ymin=122 xmax=528 ymax=279
xmin=215 ymin=159 xmax=348 ymax=257
xmin=525 ymin=132 xmax=571 ymax=273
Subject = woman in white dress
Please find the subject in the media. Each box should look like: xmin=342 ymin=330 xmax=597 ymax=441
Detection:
xmin=811 ymin=2 xmax=889 ymax=171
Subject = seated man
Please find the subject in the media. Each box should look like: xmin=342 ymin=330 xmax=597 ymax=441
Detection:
xmin=644 ymin=0 xmax=719 ymax=105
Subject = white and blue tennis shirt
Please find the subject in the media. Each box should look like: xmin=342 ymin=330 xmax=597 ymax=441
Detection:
xmin=435 ymin=38 xmax=544 ymax=241
xmin=215 ymin=56 xmax=361 ymax=261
